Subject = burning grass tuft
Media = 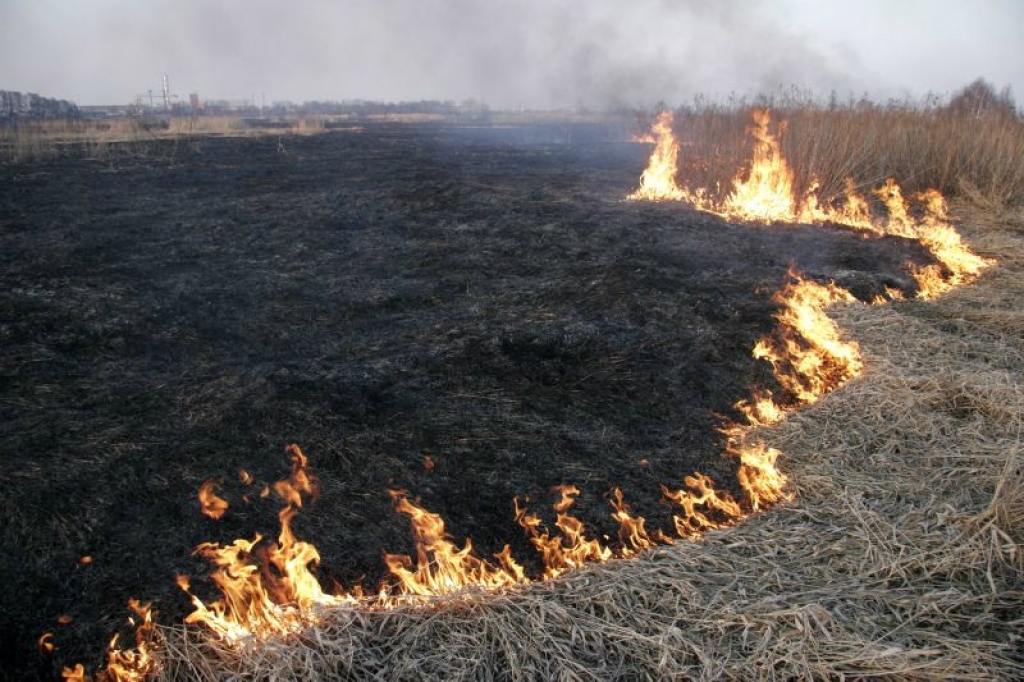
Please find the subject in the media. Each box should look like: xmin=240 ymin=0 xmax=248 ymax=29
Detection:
xmin=141 ymin=203 xmax=1024 ymax=679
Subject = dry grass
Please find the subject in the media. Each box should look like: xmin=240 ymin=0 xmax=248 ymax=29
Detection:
xmin=672 ymin=101 xmax=1024 ymax=208
xmin=148 ymin=202 xmax=1024 ymax=680
xmin=0 ymin=115 xmax=361 ymax=162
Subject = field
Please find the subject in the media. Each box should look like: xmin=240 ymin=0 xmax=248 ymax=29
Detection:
xmin=1 ymin=114 xmax=1021 ymax=680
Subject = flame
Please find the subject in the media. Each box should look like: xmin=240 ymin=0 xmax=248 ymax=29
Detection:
xmin=63 ymin=600 xmax=158 ymax=681
xmin=752 ymin=271 xmax=861 ymax=407
xmin=384 ymin=491 xmax=525 ymax=596
xmin=515 ymin=486 xmax=613 ymax=579
xmin=61 ymin=665 xmax=86 ymax=682
xmin=902 ymin=188 xmax=991 ymax=298
xmin=734 ymin=389 xmax=787 ymax=427
xmin=273 ymin=443 xmax=317 ymax=506
xmin=198 ymin=480 xmax=228 ymax=520
xmin=176 ymin=446 xmax=347 ymax=642
xmin=627 ymin=111 xmax=687 ymax=201
xmin=99 ymin=599 xmax=157 ymax=682
xmin=609 ymin=488 xmax=656 ymax=557
xmin=661 ymin=473 xmax=743 ymax=538
xmin=734 ymin=443 xmax=792 ymax=511
xmin=721 ymin=109 xmax=798 ymax=222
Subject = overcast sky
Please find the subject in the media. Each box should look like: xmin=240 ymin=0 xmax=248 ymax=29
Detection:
xmin=1 ymin=0 xmax=1021 ymax=109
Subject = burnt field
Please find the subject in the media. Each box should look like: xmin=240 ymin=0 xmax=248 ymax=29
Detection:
xmin=0 ymin=122 xmax=935 ymax=679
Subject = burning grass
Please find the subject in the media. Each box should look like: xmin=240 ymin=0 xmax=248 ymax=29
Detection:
xmin=667 ymin=95 xmax=1024 ymax=208
xmin=134 ymin=111 xmax=1017 ymax=678
xmin=149 ymin=203 xmax=1024 ymax=681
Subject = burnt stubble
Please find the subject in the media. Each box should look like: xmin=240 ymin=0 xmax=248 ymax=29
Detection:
xmin=0 ymin=122 xmax=934 ymax=679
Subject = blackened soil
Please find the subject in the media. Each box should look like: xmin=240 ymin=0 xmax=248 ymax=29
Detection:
xmin=0 ymin=122 xmax=935 ymax=679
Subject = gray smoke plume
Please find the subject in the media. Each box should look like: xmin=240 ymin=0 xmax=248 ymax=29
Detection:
xmin=1 ymin=0 xmax=1019 ymax=108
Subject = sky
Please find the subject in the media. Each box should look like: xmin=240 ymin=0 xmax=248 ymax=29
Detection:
xmin=1 ymin=0 xmax=1022 ymax=109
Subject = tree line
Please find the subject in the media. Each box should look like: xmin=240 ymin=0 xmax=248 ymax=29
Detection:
xmin=0 ymin=90 xmax=80 ymax=121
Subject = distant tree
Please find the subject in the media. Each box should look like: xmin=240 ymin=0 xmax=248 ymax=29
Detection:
xmin=946 ymin=78 xmax=1018 ymax=120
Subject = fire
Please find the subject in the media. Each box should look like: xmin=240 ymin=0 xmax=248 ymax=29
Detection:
xmin=176 ymin=444 xmax=348 ymax=642
xmin=38 ymin=632 xmax=55 ymax=653
xmin=721 ymin=109 xmax=798 ymax=222
xmin=384 ymin=490 xmax=525 ymax=596
xmin=661 ymin=473 xmax=742 ymax=538
xmin=873 ymin=184 xmax=992 ymax=298
xmin=515 ymin=485 xmax=613 ymax=579
xmin=69 ymin=107 xmax=998 ymax=680
xmin=628 ymin=109 xmax=991 ymax=302
xmin=734 ymin=444 xmax=792 ymax=511
xmin=627 ymin=111 xmax=687 ymax=201
xmin=752 ymin=271 xmax=861 ymax=407
xmin=62 ymin=600 xmax=158 ymax=681
xmin=609 ymin=488 xmax=657 ymax=557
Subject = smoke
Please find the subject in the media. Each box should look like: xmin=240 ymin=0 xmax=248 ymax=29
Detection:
xmin=1 ymin=0 xmax=1016 ymax=108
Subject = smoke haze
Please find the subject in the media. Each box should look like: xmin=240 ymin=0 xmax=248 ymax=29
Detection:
xmin=1 ymin=0 xmax=1021 ymax=108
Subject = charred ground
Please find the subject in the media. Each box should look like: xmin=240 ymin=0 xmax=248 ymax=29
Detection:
xmin=0 ymin=122 xmax=934 ymax=679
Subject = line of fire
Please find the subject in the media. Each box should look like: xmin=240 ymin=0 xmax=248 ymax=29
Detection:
xmin=58 ymin=110 xmax=990 ymax=681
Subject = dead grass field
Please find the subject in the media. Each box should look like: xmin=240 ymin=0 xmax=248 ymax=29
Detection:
xmin=147 ymin=202 xmax=1023 ymax=680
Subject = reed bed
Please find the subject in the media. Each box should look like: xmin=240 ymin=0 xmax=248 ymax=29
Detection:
xmin=673 ymin=99 xmax=1024 ymax=208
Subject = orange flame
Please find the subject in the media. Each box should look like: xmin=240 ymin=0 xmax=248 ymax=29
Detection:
xmin=72 ymin=107 xmax=1000 ymax=677
xmin=734 ymin=443 xmax=792 ymax=511
xmin=63 ymin=600 xmax=158 ymax=681
xmin=609 ymin=488 xmax=656 ymax=557
xmin=752 ymin=271 xmax=861 ymax=407
xmin=661 ymin=473 xmax=743 ymax=538
xmin=515 ymin=486 xmax=613 ymax=579
xmin=273 ymin=443 xmax=317 ymax=507
xmin=177 ymin=447 xmax=346 ymax=642
xmin=38 ymin=632 xmax=56 ymax=653
xmin=627 ymin=110 xmax=991 ymax=302
xmin=384 ymin=491 xmax=525 ymax=596
xmin=61 ymin=665 xmax=86 ymax=682
xmin=722 ymin=109 xmax=797 ymax=222
xmin=627 ymin=111 xmax=687 ymax=201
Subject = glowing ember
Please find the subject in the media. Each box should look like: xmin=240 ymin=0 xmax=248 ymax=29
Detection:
xmin=198 ymin=480 xmax=228 ymax=520
xmin=627 ymin=111 xmax=687 ymax=201
xmin=38 ymin=632 xmax=55 ymax=653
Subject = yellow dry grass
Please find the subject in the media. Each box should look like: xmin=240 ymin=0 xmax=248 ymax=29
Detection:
xmin=150 ymin=201 xmax=1024 ymax=680
xmin=673 ymin=103 xmax=1024 ymax=208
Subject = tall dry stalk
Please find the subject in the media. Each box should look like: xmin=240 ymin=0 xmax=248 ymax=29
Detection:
xmin=667 ymin=97 xmax=1024 ymax=207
